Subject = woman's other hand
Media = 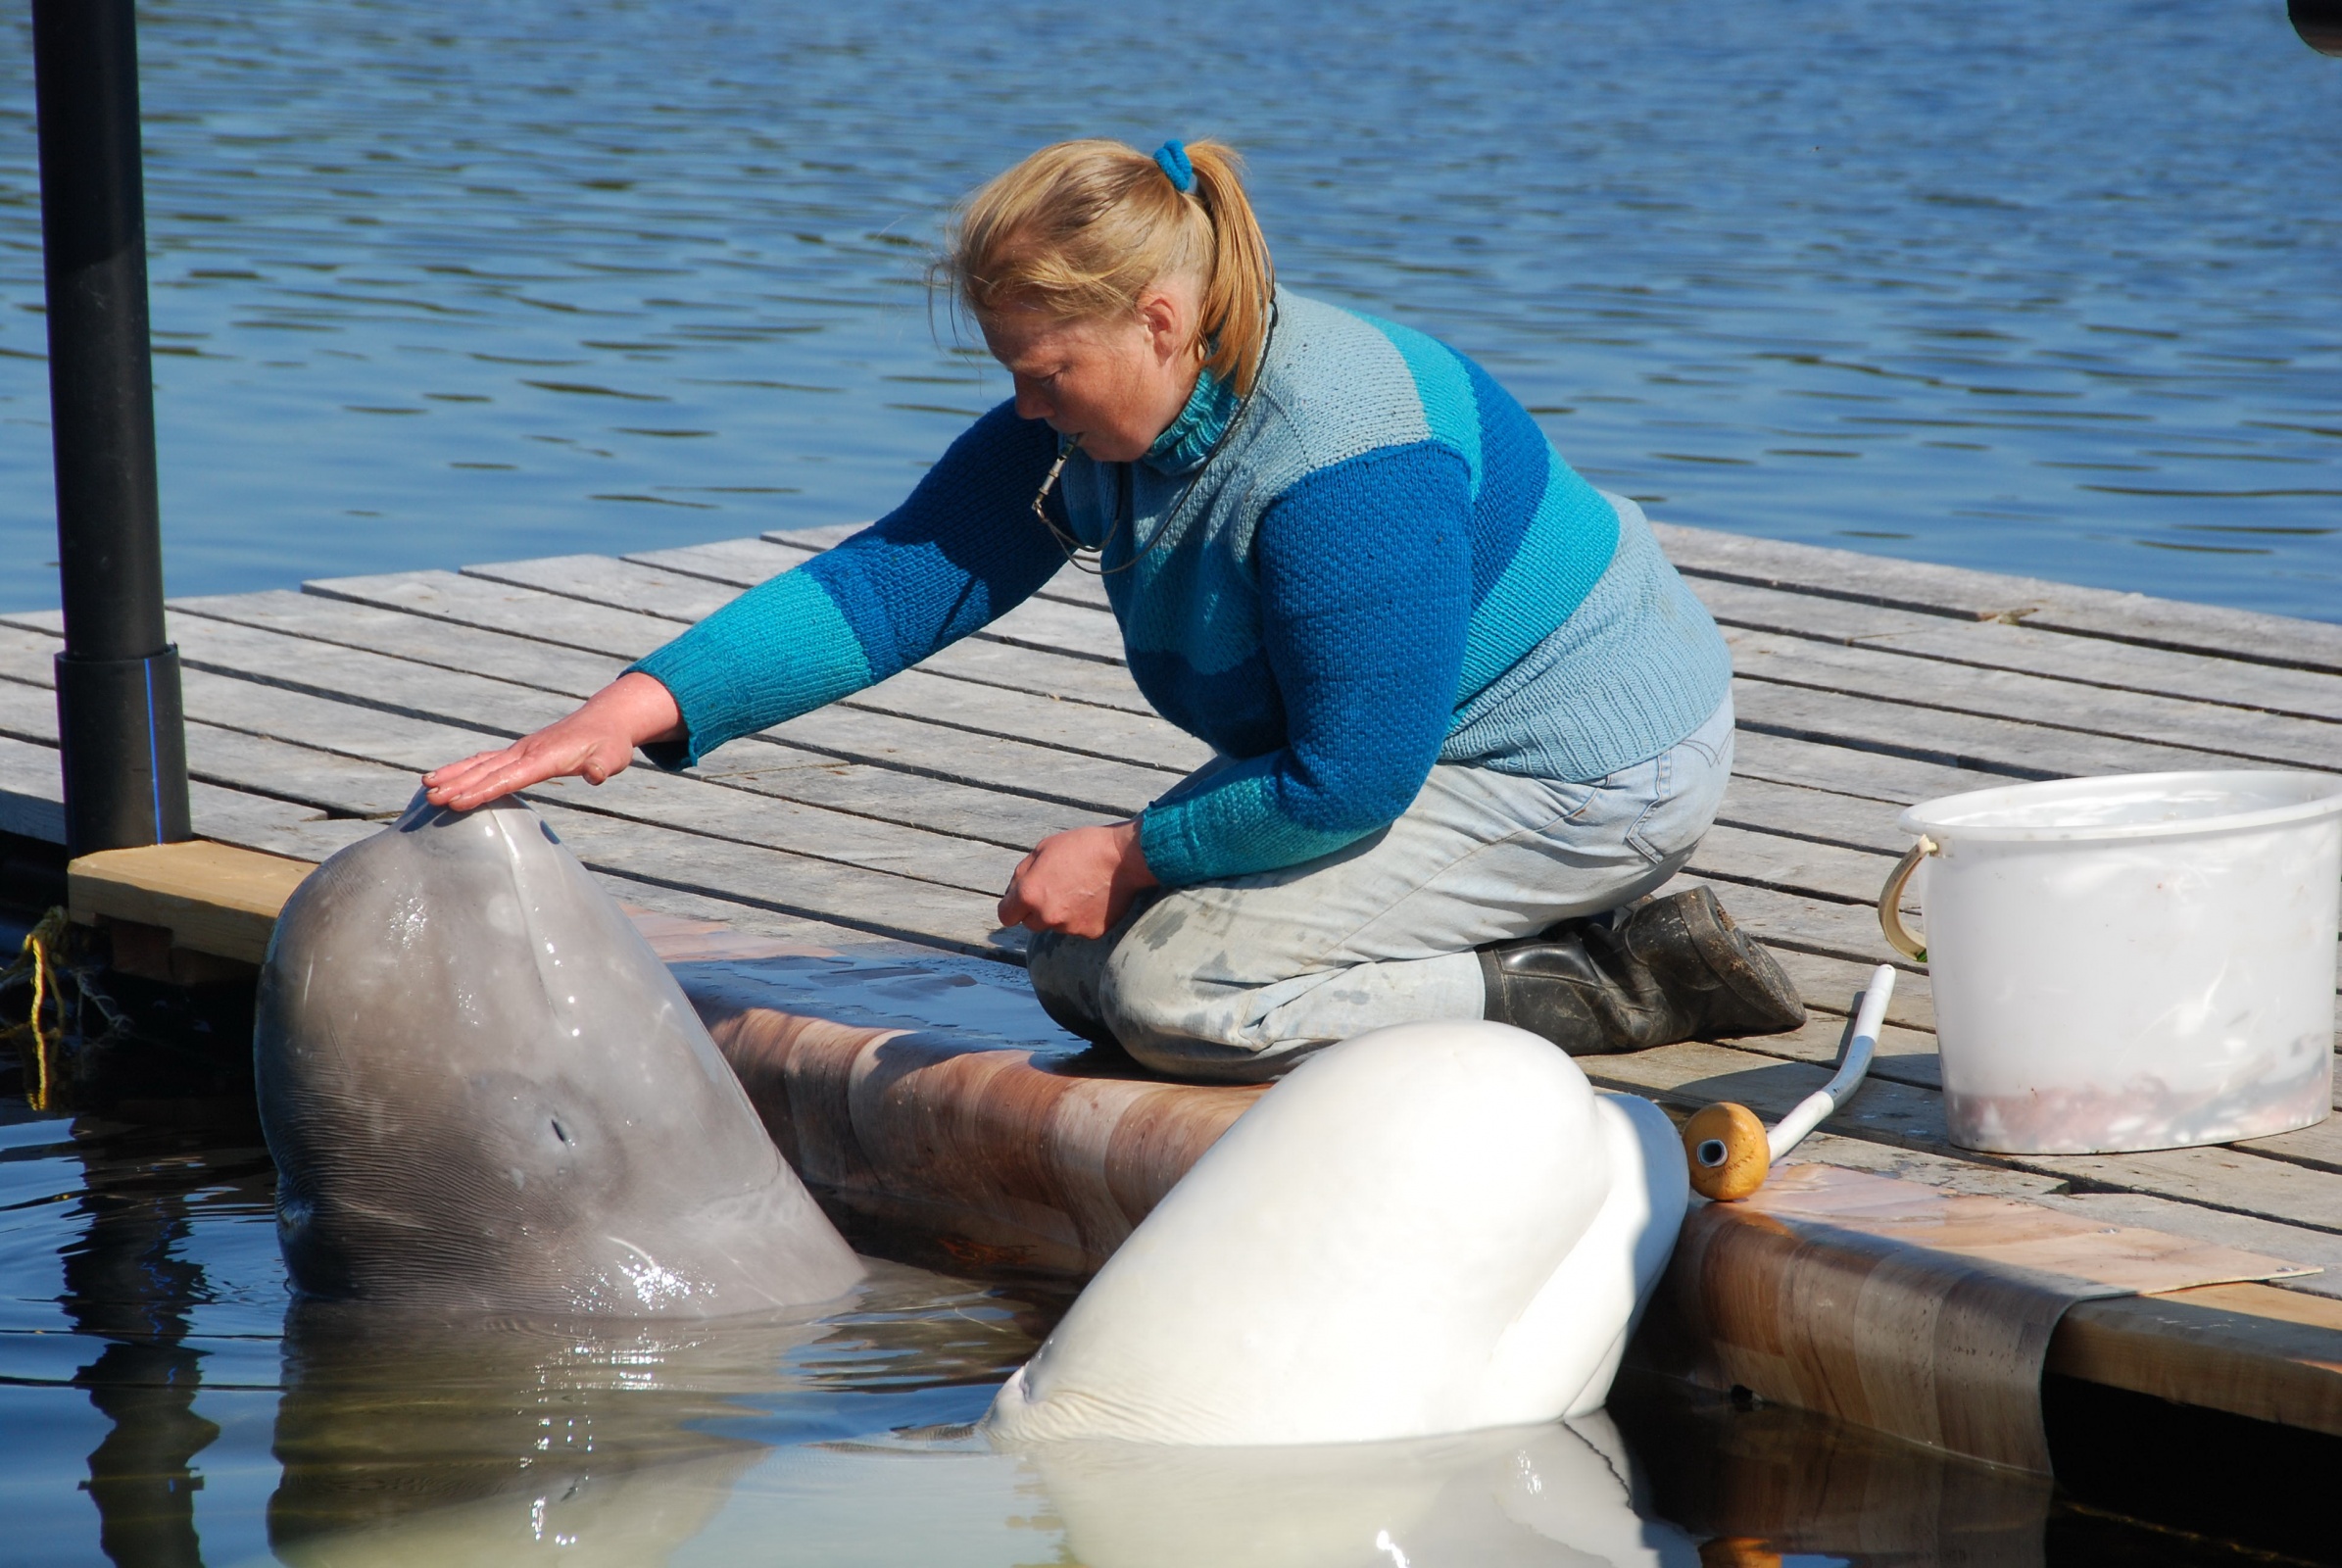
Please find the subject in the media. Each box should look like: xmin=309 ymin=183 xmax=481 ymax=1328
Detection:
xmin=999 ymin=820 xmax=1159 ymax=939
xmin=421 ymin=672 xmax=684 ymax=811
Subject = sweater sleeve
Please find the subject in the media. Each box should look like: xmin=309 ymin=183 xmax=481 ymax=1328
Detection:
xmin=1138 ymin=441 xmax=1474 ymax=885
xmin=628 ymin=401 xmax=1067 ymax=767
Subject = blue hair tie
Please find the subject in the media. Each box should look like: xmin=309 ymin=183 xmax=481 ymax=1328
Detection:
xmin=1152 ymin=139 xmax=1195 ymax=194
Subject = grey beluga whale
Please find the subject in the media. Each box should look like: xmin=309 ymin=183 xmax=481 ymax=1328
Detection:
xmin=255 ymin=792 xmax=863 ymax=1316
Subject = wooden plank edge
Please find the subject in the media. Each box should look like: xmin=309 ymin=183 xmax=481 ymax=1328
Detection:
xmin=1654 ymin=520 xmax=2342 ymax=678
xmin=68 ymin=841 xmax=317 ymax=965
xmin=2048 ymin=1284 xmax=2342 ymax=1439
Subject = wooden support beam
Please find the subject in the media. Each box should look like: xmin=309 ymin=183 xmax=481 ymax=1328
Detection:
xmin=68 ymin=838 xmax=313 ymax=964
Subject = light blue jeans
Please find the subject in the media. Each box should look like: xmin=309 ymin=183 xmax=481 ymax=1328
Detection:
xmin=1026 ymin=698 xmax=1735 ymax=1081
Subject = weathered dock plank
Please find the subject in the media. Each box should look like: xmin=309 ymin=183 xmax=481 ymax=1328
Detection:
xmin=1689 ymin=822 xmax=1904 ymax=907
xmin=1728 ymin=671 xmax=2244 ymax=782
xmin=553 ymin=545 xmax=1160 ymax=711
xmin=172 ymin=588 xmax=625 ymax=697
xmin=1 ymin=645 xmax=422 ymax=822
xmin=1693 ymin=574 xmax=2342 ymax=724
xmin=455 ymin=547 xmax=1134 ymax=694
xmin=1727 ymin=627 xmax=2342 ymax=773
xmin=251 ymin=557 xmax=2041 ymax=891
xmin=1654 ymin=521 xmax=2342 ymax=675
xmin=0 ymin=732 xmax=372 ymax=862
xmin=303 ymin=567 xmax=682 ymax=658
xmin=184 ymin=586 xmax=1179 ymax=815
xmin=1581 ymin=1041 xmax=2342 ymax=1237
xmin=1715 ymin=773 xmax=1920 ymax=857
xmin=758 ymin=703 xmax=1181 ymax=813
xmin=309 ymin=565 xmax=1208 ymax=771
xmin=527 ymin=799 xmax=1017 ymax=956
xmin=1710 ymin=727 xmax=2019 ymax=808
xmin=168 ymin=593 xmax=1142 ymax=832
xmin=464 ymin=553 xmax=741 ymax=622
xmin=756 ymin=523 xmax=1121 ymax=615
xmin=3 ymin=617 xmax=1033 ymax=907
xmin=0 ymin=734 xmax=66 ymax=842
xmin=476 ymin=544 xmax=2342 ymax=789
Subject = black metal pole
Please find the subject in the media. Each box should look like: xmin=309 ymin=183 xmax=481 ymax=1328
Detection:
xmin=31 ymin=0 xmax=190 ymax=858
xmin=2295 ymin=0 xmax=2342 ymax=56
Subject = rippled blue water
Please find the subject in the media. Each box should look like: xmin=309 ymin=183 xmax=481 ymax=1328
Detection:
xmin=0 ymin=0 xmax=2337 ymax=619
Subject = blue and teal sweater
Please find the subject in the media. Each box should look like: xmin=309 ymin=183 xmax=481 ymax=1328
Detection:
xmin=631 ymin=291 xmax=1732 ymax=887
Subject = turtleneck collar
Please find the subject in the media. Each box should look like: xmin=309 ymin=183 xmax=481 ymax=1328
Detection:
xmin=1140 ymin=366 xmax=1238 ymax=476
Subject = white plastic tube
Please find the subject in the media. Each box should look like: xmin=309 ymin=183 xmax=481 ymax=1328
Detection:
xmin=1765 ymin=964 xmax=1897 ymax=1163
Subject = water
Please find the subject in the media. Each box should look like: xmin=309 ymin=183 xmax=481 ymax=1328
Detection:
xmin=0 ymin=1093 xmax=2275 ymax=1568
xmin=0 ymin=1 xmax=2338 ymax=619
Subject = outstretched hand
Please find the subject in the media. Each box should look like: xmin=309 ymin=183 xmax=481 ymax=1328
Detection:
xmin=998 ymin=820 xmax=1159 ymax=939
xmin=422 ymin=672 xmax=684 ymax=812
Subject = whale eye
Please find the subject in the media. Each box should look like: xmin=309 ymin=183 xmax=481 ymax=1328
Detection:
xmin=550 ymin=1118 xmax=573 ymax=1146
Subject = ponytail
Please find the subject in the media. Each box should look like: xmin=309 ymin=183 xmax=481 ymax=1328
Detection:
xmin=1182 ymin=143 xmax=1274 ymax=395
xmin=947 ymin=137 xmax=1277 ymax=396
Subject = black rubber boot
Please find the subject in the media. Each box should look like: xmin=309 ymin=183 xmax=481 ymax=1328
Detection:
xmin=1478 ymin=886 xmax=1806 ymax=1055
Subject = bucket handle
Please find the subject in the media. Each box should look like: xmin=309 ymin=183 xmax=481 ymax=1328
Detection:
xmin=1878 ymin=835 xmax=1937 ymax=963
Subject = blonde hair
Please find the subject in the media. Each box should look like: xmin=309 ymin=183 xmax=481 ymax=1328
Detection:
xmin=947 ymin=138 xmax=1276 ymax=396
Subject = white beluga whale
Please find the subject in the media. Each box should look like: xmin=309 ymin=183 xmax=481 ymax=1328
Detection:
xmin=254 ymin=793 xmax=863 ymax=1316
xmin=983 ymin=1019 xmax=1688 ymax=1446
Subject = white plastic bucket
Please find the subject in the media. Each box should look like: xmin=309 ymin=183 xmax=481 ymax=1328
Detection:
xmin=1878 ymin=770 xmax=2342 ymax=1154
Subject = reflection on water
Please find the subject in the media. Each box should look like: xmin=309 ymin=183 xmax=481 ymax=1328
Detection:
xmin=0 ymin=1106 xmax=283 ymax=1566
xmin=1020 ymin=1419 xmax=1699 ymax=1568
xmin=264 ymin=1327 xmax=1701 ymax=1568
xmin=0 ymin=0 xmax=2336 ymax=618
xmin=263 ymin=1275 xmax=1038 ymax=1565
xmin=1612 ymin=1371 xmax=2055 ymax=1567
xmin=63 ymin=1127 xmax=224 ymax=1568
xmin=0 ymin=1101 xmax=2278 ymax=1566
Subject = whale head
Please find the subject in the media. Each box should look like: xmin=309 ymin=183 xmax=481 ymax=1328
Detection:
xmin=981 ymin=1019 xmax=1688 ymax=1446
xmin=255 ymin=793 xmax=863 ymax=1317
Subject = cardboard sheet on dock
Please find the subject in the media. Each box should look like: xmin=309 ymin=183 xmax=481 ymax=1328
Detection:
xmin=1644 ymin=1163 xmax=2318 ymax=1474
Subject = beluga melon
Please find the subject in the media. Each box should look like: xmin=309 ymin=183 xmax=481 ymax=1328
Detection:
xmin=255 ymin=792 xmax=863 ymax=1317
xmin=982 ymin=1019 xmax=1687 ymax=1446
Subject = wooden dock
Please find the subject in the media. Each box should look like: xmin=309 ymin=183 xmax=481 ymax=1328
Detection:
xmin=7 ymin=518 xmax=2342 ymax=1466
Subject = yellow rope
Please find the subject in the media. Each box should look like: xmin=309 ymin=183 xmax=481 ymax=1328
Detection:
xmin=2 ymin=907 xmax=69 ymax=1112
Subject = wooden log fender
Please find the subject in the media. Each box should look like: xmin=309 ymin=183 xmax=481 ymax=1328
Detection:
xmin=1632 ymin=1163 xmax=2318 ymax=1472
xmin=682 ymin=969 xmax=1264 ymax=1277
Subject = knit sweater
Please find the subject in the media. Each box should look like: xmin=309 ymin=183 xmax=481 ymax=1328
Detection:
xmin=630 ymin=290 xmax=1732 ymax=887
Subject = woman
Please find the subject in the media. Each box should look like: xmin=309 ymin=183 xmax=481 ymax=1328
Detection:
xmin=423 ymin=137 xmax=1804 ymax=1081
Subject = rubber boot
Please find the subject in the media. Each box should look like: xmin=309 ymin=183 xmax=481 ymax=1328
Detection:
xmin=1478 ymin=886 xmax=1806 ymax=1055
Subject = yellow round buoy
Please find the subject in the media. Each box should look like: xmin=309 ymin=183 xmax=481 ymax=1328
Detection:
xmin=1683 ymin=1102 xmax=1770 ymax=1201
